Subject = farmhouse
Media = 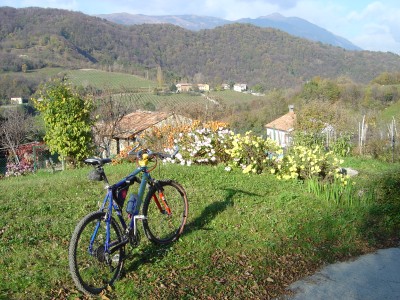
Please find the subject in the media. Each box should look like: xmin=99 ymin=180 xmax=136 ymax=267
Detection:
xmin=176 ymin=83 xmax=209 ymax=92
xmin=197 ymin=83 xmax=210 ymax=92
xmin=176 ymin=83 xmax=192 ymax=92
xmin=10 ymin=97 xmax=25 ymax=104
xmin=265 ymin=105 xmax=296 ymax=147
xmin=233 ymin=83 xmax=247 ymax=92
xmin=110 ymin=110 xmax=192 ymax=155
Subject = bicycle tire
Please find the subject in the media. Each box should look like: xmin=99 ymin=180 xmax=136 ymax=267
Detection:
xmin=142 ymin=180 xmax=188 ymax=245
xmin=68 ymin=211 xmax=125 ymax=296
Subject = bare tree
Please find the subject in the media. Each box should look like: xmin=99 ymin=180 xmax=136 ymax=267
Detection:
xmin=0 ymin=108 xmax=34 ymax=163
xmin=91 ymin=90 xmax=131 ymax=157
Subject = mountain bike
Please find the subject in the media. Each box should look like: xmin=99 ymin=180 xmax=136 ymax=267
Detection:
xmin=68 ymin=146 xmax=188 ymax=296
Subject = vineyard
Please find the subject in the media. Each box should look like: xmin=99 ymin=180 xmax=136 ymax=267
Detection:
xmin=66 ymin=69 xmax=157 ymax=91
xmin=112 ymin=91 xmax=220 ymax=115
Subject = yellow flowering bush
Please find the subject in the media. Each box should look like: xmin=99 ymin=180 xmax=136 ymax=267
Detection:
xmin=272 ymin=145 xmax=344 ymax=181
xmin=225 ymin=131 xmax=282 ymax=174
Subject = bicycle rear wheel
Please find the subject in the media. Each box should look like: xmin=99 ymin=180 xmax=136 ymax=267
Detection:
xmin=68 ymin=211 xmax=125 ymax=296
xmin=143 ymin=180 xmax=188 ymax=245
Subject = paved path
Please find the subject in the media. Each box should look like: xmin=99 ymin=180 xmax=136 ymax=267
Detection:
xmin=282 ymin=247 xmax=400 ymax=300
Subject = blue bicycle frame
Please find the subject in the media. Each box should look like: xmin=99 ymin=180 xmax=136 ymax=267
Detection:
xmin=89 ymin=164 xmax=154 ymax=255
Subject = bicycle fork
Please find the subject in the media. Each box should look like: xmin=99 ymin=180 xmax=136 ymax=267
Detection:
xmin=152 ymin=191 xmax=172 ymax=215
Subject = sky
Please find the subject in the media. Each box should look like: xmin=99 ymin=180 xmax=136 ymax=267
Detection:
xmin=1 ymin=0 xmax=400 ymax=55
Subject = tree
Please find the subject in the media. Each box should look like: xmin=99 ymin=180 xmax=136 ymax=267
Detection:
xmin=251 ymin=83 xmax=265 ymax=93
xmin=32 ymin=78 xmax=93 ymax=167
xmin=91 ymin=90 xmax=129 ymax=157
xmin=156 ymin=65 xmax=164 ymax=88
xmin=0 ymin=107 xmax=35 ymax=163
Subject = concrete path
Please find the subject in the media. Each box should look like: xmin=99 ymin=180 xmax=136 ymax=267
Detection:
xmin=282 ymin=247 xmax=400 ymax=300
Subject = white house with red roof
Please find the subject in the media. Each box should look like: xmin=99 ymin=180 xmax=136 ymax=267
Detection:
xmin=265 ymin=105 xmax=296 ymax=147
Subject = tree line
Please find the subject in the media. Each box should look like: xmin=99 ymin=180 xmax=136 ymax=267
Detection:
xmin=1 ymin=7 xmax=400 ymax=91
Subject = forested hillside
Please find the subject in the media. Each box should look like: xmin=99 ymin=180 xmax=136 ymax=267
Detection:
xmin=1 ymin=6 xmax=400 ymax=89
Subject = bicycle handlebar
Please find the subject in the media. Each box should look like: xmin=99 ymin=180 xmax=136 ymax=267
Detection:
xmin=128 ymin=146 xmax=179 ymax=160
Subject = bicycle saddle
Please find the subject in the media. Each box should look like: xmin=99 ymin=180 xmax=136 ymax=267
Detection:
xmin=84 ymin=158 xmax=112 ymax=166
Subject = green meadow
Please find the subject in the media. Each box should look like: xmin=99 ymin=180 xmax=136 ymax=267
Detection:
xmin=0 ymin=158 xmax=399 ymax=299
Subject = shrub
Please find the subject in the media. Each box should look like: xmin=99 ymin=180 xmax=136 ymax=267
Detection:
xmin=4 ymin=142 xmax=43 ymax=177
xmin=164 ymin=125 xmax=233 ymax=166
xmin=5 ymin=160 xmax=34 ymax=177
xmin=225 ymin=131 xmax=281 ymax=174
xmin=271 ymin=145 xmax=344 ymax=181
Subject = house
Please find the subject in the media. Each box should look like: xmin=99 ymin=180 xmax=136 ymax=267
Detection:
xmin=221 ymin=83 xmax=230 ymax=90
xmin=176 ymin=83 xmax=192 ymax=92
xmin=10 ymin=97 xmax=24 ymax=104
xmin=176 ymin=83 xmax=209 ymax=92
xmin=265 ymin=105 xmax=296 ymax=147
xmin=110 ymin=110 xmax=192 ymax=155
xmin=233 ymin=84 xmax=247 ymax=92
xmin=197 ymin=84 xmax=210 ymax=92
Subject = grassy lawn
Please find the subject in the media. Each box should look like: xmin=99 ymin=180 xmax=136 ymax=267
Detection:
xmin=0 ymin=159 xmax=399 ymax=299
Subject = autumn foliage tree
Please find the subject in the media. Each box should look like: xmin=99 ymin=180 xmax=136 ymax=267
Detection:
xmin=33 ymin=78 xmax=93 ymax=167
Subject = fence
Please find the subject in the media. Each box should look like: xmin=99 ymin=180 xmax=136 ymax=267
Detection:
xmin=0 ymin=144 xmax=60 ymax=176
xmin=0 ymin=157 xmax=6 ymax=176
xmin=32 ymin=145 xmax=60 ymax=171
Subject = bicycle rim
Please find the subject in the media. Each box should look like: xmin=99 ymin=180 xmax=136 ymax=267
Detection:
xmin=143 ymin=180 xmax=188 ymax=244
xmin=69 ymin=211 xmax=125 ymax=295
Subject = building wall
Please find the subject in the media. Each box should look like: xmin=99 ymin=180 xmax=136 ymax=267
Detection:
xmin=267 ymin=128 xmax=291 ymax=148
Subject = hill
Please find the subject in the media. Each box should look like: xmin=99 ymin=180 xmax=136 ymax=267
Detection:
xmin=96 ymin=13 xmax=230 ymax=31
xmin=1 ymin=7 xmax=400 ymax=89
xmin=97 ymin=12 xmax=361 ymax=51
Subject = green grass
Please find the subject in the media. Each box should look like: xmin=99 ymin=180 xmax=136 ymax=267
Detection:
xmin=20 ymin=67 xmax=66 ymax=78
xmin=0 ymin=159 xmax=399 ymax=299
xmin=67 ymin=69 xmax=157 ymax=91
xmin=208 ymin=90 xmax=267 ymax=105
xmin=379 ymin=100 xmax=400 ymax=123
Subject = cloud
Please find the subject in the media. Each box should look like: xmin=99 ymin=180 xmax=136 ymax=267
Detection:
xmin=347 ymin=1 xmax=385 ymax=21
xmin=344 ymin=1 xmax=400 ymax=53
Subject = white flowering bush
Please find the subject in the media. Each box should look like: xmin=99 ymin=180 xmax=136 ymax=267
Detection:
xmin=271 ymin=145 xmax=345 ymax=181
xmin=164 ymin=126 xmax=234 ymax=166
xmin=225 ymin=131 xmax=282 ymax=174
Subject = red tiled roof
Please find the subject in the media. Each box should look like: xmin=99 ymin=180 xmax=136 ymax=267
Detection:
xmin=114 ymin=111 xmax=171 ymax=139
xmin=265 ymin=111 xmax=296 ymax=132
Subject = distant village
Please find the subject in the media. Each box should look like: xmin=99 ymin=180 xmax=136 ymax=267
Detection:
xmin=176 ymin=82 xmax=247 ymax=93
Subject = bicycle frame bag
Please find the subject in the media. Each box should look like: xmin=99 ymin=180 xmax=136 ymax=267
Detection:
xmin=88 ymin=169 xmax=104 ymax=181
xmin=114 ymin=184 xmax=129 ymax=208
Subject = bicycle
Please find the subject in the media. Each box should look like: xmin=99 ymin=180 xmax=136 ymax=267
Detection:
xmin=68 ymin=146 xmax=188 ymax=296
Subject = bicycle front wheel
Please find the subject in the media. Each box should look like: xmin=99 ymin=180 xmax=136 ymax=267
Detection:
xmin=143 ymin=180 xmax=188 ymax=245
xmin=68 ymin=211 xmax=125 ymax=296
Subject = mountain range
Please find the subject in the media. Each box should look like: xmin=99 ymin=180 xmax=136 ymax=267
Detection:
xmin=1 ymin=7 xmax=400 ymax=90
xmin=96 ymin=12 xmax=361 ymax=51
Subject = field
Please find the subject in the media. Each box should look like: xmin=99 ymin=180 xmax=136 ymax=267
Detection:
xmin=113 ymin=91 xmax=218 ymax=113
xmin=66 ymin=69 xmax=157 ymax=91
xmin=208 ymin=90 xmax=267 ymax=104
xmin=0 ymin=158 xmax=399 ymax=299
